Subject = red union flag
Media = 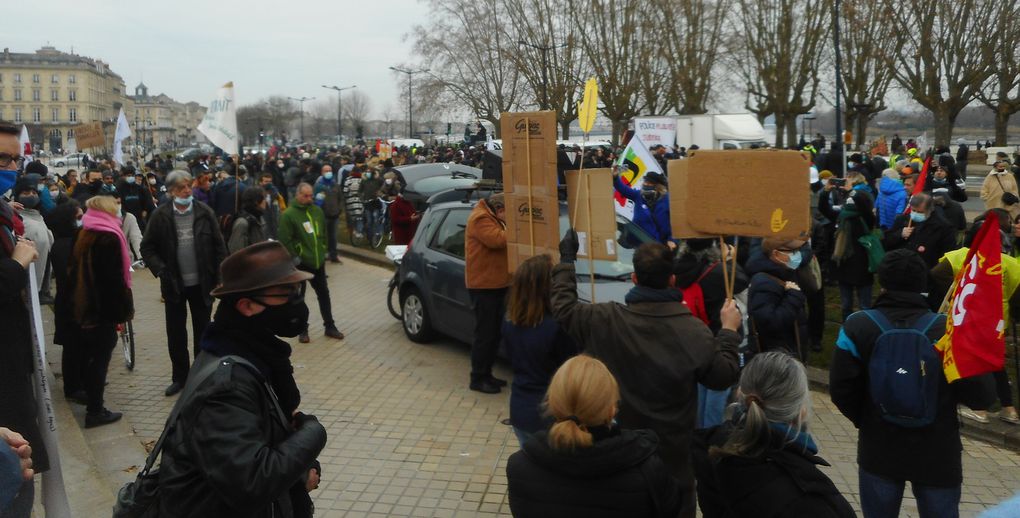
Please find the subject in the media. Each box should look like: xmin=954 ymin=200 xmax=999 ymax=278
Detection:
xmin=936 ymin=211 xmax=1005 ymax=383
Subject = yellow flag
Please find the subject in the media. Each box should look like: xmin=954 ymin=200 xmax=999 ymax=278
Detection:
xmin=577 ymin=77 xmax=598 ymax=135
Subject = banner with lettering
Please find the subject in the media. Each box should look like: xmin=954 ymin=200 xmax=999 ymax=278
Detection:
xmin=197 ymin=82 xmax=238 ymax=155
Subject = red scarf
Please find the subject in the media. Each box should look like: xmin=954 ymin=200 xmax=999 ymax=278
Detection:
xmin=82 ymin=209 xmax=132 ymax=289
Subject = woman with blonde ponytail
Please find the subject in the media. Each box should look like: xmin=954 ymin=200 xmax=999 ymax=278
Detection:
xmin=506 ymin=356 xmax=682 ymax=517
xmin=692 ymin=352 xmax=854 ymax=518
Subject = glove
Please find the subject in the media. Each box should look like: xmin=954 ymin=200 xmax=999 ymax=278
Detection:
xmin=559 ymin=228 xmax=579 ymax=264
xmin=292 ymin=411 xmax=319 ymax=429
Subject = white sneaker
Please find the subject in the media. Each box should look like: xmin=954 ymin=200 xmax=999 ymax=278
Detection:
xmin=958 ymin=406 xmax=990 ymax=424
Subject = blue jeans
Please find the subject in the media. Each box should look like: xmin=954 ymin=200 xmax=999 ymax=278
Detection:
xmin=697 ymin=384 xmax=731 ymax=429
xmin=839 ymin=282 xmax=873 ymax=321
xmin=364 ymin=207 xmax=383 ymax=240
xmin=4 ymin=480 xmax=34 ymax=518
xmin=859 ymin=468 xmax=961 ymax=518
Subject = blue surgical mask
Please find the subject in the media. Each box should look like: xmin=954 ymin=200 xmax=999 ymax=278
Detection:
xmin=785 ymin=250 xmax=803 ymax=270
xmin=324 ymin=172 xmax=334 ymax=180
xmin=125 ymin=176 xmax=136 ymax=184
xmin=0 ymin=170 xmax=16 ymax=195
xmin=174 ymin=195 xmax=193 ymax=207
xmin=909 ymin=211 xmax=927 ymax=223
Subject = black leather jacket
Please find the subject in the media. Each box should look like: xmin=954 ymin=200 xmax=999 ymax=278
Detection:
xmin=157 ymin=352 xmax=327 ymax=517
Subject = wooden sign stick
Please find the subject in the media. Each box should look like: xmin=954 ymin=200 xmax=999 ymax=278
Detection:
xmin=586 ymin=171 xmax=596 ymax=303
xmin=525 ymin=117 xmax=535 ymax=255
xmin=718 ymin=236 xmax=731 ymax=300
xmin=728 ymin=238 xmax=739 ymax=300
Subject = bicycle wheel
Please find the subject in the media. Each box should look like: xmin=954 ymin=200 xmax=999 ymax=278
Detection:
xmin=372 ymin=228 xmax=385 ymax=249
xmin=121 ymin=320 xmax=135 ymax=371
xmin=387 ymin=274 xmax=402 ymax=320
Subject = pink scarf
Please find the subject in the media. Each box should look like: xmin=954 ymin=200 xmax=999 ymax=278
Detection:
xmin=82 ymin=209 xmax=132 ymax=289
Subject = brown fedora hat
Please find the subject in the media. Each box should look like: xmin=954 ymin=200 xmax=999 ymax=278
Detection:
xmin=210 ymin=241 xmax=314 ymax=297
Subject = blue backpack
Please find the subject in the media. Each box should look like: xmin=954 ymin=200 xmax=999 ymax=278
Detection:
xmin=862 ymin=310 xmax=943 ymax=428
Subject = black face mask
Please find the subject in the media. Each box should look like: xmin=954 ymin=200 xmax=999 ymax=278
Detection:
xmin=641 ymin=188 xmax=660 ymax=204
xmin=17 ymin=194 xmax=39 ymax=209
xmin=251 ymin=292 xmax=309 ymax=337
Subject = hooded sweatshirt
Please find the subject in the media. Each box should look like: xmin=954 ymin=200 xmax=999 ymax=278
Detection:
xmin=876 ymin=176 xmax=907 ymax=230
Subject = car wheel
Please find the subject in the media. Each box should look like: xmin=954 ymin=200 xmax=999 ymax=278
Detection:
xmin=56 ymin=161 xmax=64 ymax=167
xmin=401 ymin=287 xmax=435 ymax=343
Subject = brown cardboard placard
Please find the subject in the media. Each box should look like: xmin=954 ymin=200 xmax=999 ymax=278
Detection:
xmin=685 ymin=150 xmax=811 ymax=240
xmin=73 ymin=122 xmax=106 ymax=149
xmin=499 ymin=111 xmax=558 ymax=195
xmin=565 ymin=168 xmax=618 ymax=261
xmin=500 ymin=110 xmax=560 ymax=272
xmin=668 ymin=159 xmax=715 ymax=239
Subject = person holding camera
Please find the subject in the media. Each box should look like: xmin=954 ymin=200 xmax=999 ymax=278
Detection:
xmin=981 ymin=160 xmax=1020 ymax=220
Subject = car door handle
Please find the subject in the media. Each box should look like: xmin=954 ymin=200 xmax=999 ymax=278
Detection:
xmin=426 ymin=263 xmax=438 ymax=270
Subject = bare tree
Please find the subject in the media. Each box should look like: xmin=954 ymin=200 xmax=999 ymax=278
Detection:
xmin=729 ymin=0 xmax=828 ymax=148
xmin=309 ymin=98 xmax=336 ymax=142
xmin=572 ymin=0 xmax=651 ymax=144
xmin=342 ymin=90 xmax=372 ymax=139
xmin=410 ymin=0 xmax=524 ymax=136
xmin=503 ymin=0 xmax=588 ymax=138
xmin=885 ymin=0 xmax=998 ymax=147
xmin=656 ymin=0 xmax=729 ymax=115
xmin=839 ymin=0 xmax=895 ymax=148
xmin=237 ymin=96 xmax=297 ymax=145
xmin=977 ymin=2 xmax=1020 ymax=146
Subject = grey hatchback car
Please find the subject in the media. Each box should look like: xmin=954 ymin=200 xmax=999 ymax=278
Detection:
xmin=394 ymin=196 xmax=656 ymax=344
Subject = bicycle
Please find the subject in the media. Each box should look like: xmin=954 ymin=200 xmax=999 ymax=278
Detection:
xmin=118 ymin=320 xmax=135 ymax=371
xmin=367 ymin=197 xmax=395 ymax=249
xmin=387 ymin=256 xmax=402 ymax=320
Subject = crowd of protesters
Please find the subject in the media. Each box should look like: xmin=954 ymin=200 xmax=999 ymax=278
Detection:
xmin=5 ymin=113 xmax=1020 ymax=518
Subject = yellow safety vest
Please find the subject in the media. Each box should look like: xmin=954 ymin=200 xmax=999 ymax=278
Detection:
xmin=941 ymin=247 xmax=1020 ymax=323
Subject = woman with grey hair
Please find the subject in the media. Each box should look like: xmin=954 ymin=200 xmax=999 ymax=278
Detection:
xmin=692 ymin=352 xmax=854 ymax=517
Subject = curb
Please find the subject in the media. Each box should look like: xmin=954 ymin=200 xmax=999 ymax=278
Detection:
xmin=806 ymin=365 xmax=1020 ymax=452
xmin=338 ymin=244 xmax=393 ymax=269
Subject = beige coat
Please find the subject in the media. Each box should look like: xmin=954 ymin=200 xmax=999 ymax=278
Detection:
xmin=980 ymin=170 xmax=1020 ymax=219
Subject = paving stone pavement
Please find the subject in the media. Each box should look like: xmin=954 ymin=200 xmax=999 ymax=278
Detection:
xmin=61 ymin=258 xmax=1020 ymax=517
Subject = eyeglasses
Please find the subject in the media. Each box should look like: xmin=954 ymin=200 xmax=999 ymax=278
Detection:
xmin=0 ymin=153 xmax=22 ymax=168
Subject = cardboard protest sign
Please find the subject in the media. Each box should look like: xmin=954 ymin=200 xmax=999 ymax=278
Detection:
xmin=566 ymin=168 xmax=618 ymax=261
xmin=684 ymin=150 xmax=811 ymax=240
xmin=668 ymin=159 xmax=715 ymax=239
xmin=500 ymin=111 xmax=560 ymax=271
xmin=73 ymin=122 xmax=106 ymax=149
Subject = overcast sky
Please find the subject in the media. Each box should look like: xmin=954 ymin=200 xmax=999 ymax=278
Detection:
xmin=10 ymin=0 xmax=422 ymax=117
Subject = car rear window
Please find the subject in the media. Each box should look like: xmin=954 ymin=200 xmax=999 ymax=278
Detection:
xmin=430 ymin=208 xmax=471 ymax=259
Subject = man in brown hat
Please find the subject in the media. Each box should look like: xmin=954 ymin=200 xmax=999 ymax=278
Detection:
xmin=745 ymin=237 xmax=810 ymax=360
xmin=156 ymin=241 xmax=327 ymax=516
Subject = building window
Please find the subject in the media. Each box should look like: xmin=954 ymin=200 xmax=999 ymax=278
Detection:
xmin=68 ymin=90 xmax=76 ymax=101
xmin=13 ymin=89 xmax=21 ymax=101
xmin=14 ymin=73 xmax=21 ymax=83
xmin=0 ymin=90 xmax=3 ymax=101
xmin=67 ymin=129 xmax=74 ymax=139
xmin=32 ymin=108 xmax=41 ymax=123
xmin=51 ymin=74 xmax=59 ymax=84
xmin=32 ymin=89 xmax=40 ymax=101
xmin=0 ymin=73 xmax=3 ymax=83
xmin=68 ymin=108 xmax=77 ymax=122
xmin=68 ymin=74 xmax=75 ymax=84
xmin=50 ymin=129 xmax=61 ymax=138
xmin=51 ymin=89 xmax=58 ymax=101
xmin=32 ymin=74 xmax=39 ymax=84
xmin=51 ymin=108 xmax=59 ymax=122
xmin=0 ymin=109 xmax=3 ymax=120
xmin=14 ymin=109 xmax=22 ymax=123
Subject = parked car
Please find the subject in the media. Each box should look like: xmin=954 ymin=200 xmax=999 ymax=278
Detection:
xmin=51 ymin=153 xmax=88 ymax=167
xmin=175 ymin=147 xmax=203 ymax=162
xmin=394 ymin=196 xmax=654 ymax=344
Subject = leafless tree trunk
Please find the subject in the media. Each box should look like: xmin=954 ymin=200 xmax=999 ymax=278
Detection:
xmin=411 ymin=0 xmax=524 ymax=137
xmin=837 ymin=0 xmax=895 ymax=149
xmin=977 ymin=3 xmax=1020 ymax=146
xmin=728 ymin=0 xmax=828 ymax=148
xmin=656 ymin=0 xmax=729 ymax=115
xmin=572 ymin=0 xmax=650 ymax=145
xmin=342 ymin=90 xmax=373 ymax=139
xmin=503 ymin=0 xmax=588 ymax=139
xmin=885 ymin=0 xmax=998 ymax=147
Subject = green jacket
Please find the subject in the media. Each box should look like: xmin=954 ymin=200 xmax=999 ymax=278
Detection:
xmin=279 ymin=202 xmax=327 ymax=269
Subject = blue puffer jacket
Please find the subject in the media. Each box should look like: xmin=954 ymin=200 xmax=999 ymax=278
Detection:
xmin=613 ymin=176 xmax=671 ymax=243
xmin=876 ymin=177 xmax=906 ymax=230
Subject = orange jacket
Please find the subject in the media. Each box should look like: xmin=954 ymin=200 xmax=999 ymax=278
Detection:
xmin=465 ymin=199 xmax=510 ymax=289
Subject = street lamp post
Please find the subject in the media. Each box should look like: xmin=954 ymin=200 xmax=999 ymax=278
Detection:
xmin=517 ymin=40 xmax=567 ymax=111
xmin=833 ymin=0 xmax=846 ymax=177
xmin=287 ymin=96 xmax=315 ymax=142
xmin=321 ymin=84 xmax=356 ymax=147
xmin=389 ymin=66 xmax=429 ymax=139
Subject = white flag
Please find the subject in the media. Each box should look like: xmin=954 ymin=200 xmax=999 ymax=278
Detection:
xmin=113 ymin=107 xmax=132 ymax=166
xmin=197 ymin=82 xmax=238 ymax=155
xmin=19 ymin=124 xmax=33 ymax=165
xmin=613 ymin=134 xmax=663 ymax=219
xmin=485 ymin=132 xmax=495 ymax=151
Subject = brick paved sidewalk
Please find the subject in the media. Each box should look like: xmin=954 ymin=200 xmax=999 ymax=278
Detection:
xmin=81 ymin=259 xmax=1020 ymax=517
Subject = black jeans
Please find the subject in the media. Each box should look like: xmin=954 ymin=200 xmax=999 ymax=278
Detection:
xmin=806 ymin=285 xmax=826 ymax=348
xmin=80 ymin=324 xmax=117 ymax=413
xmin=299 ymin=264 xmax=335 ymax=330
xmin=62 ymin=339 xmax=87 ymax=397
xmin=325 ymin=217 xmax=339 ymax=259
xmin=165 ymin=284 xmax=212 ymax=383
xmin=994 ymin=369 xmax=1014 ymax=408
xmin=469 ymin=288 xmax=507 ymax=384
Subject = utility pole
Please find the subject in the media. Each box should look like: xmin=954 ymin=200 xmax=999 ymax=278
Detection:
xmin=518 ymin=39 xmax=566 ymax=111
xmin=287 ymin=96 xmax=315 ymax=142
xmin=389 ymin=66 xmax=429 ymax=139
xmin=833 ymin=0 xmax=846 ymax=177
xmin=321 ymin=84 xmax=356 ymax=147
